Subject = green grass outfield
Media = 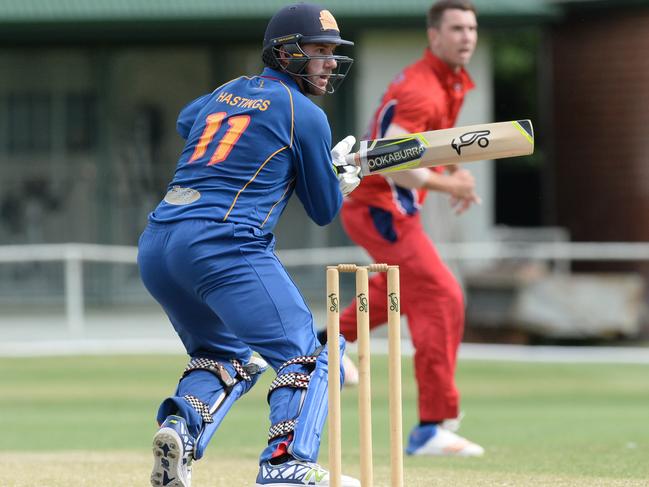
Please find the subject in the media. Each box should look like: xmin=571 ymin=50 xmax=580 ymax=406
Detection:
xmin=1 ymin=354 xmax=648 ymax=486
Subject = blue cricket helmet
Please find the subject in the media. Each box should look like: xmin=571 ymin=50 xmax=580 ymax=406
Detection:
xmin=262 ymin=2 xmax=354 ymax=94
xmin=263 ymin=2 xmax=353 ymax=51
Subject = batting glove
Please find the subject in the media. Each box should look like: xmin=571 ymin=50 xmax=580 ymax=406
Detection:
xmin=331 ymin=135 xmax=361 ymax=196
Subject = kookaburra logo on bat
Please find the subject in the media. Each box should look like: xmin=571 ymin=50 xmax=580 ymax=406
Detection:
xmin=451 ymin=130 xmax=491 ymax=155
xmin=365 ymin=138 xmax=426 ymax=171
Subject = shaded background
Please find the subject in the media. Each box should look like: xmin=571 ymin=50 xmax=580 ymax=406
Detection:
xmin=1 ymin=0 xmax=649 ymax=345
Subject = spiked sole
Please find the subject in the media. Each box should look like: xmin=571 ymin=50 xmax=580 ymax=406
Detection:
xmin=151 ymin=428 xmax=189 ymax=487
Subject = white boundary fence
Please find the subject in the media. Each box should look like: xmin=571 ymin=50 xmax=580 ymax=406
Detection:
xmin=2 ymin=242 xmax=649 ymax=335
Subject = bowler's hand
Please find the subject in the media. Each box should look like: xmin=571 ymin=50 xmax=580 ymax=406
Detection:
xmin=332 ymin=135 xmax=361 ymax=196
xmin=447 ymin=169 xmax=481 ymax=214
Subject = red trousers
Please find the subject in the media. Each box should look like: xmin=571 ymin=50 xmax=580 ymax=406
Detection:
xmin=339 ymin=201 xmax=464 ymax=422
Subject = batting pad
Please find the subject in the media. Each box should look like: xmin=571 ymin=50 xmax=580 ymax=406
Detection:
xmin=157 ymin=356 xmax=268 ymax=460
xmin=289 ymin=337 xmax=346 ymax=462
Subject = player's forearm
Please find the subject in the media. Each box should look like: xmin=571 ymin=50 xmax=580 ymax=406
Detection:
xmin=421 ymin=171 xmax=456 ymax=193
xmin=388 ymin=168 xmax=457 ymax=193
xmin=387 ymin=168 xmax=430 ymax=189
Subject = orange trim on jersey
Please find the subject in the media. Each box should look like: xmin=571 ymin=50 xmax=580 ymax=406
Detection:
xmin=261 ymin=177 xmax=296 ymax=227
xmin=223 ymin=146 xmax=288 ymax=222
xmin=276 ymin=80 xmax=295 ymax=148
xmin=222 ymin=75 xmax=295 ymax=222
xmin=210 ymin=76 xmax=247 ymax=95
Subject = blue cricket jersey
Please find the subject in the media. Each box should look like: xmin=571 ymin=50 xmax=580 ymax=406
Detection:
xmin=149 ymin=67 xmax=342 ymax=232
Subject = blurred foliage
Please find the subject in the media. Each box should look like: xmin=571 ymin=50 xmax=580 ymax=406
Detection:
xmin=492 ymin=28 xmax=542 ymax=169
xmin=491 ymin=28 xmax=545 ymax=225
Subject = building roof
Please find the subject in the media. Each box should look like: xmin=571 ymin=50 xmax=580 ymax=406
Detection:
xmin=0 ymin=1 xmax=560 ymax=42
xmin=2 ymin=1 xmax=558 ymax=22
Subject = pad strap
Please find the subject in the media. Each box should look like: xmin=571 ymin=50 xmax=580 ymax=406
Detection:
xmin=183 ymin=394 xmax=214 ymax=424
xmin=192 ymin=356 xmax=269 ymax=460
xmin=277 ymin=355 xmax=317 ymax=373
xmin=266 ymin=354 xmax=318 ymax=439
xmin=230 ymin=359 xmax=253 ymax=381
xmin=182 ymin=357 xmax=255 ymax=388
xmin=267 ymin=372 xmax=310 ymax=398
xmin=268 ymin=419 xmax=297 ymax=441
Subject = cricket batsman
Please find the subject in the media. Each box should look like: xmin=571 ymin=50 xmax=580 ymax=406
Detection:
xmin=138 ymin=3 xmax=362 ymax=486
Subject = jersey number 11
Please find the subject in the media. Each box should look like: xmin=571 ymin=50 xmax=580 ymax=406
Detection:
xmin=188 ymin=112 xmax=251 ymax=166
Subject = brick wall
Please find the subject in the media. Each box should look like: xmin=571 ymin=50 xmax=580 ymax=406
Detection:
xmin=552 ymin=10 xmax=649 ymax=243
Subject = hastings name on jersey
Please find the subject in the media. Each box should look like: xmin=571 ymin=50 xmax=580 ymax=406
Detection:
xmin=216 ymin=91 xmax=271 ymax=111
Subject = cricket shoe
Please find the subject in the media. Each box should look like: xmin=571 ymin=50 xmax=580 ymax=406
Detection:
xmin=255 ymin=459 xmax=360 ymax=486
xmin=342 ymin=354 xmax=359 ymax=386
xmin=151 ymin=415 xmax=195 ymax=487
xmin=440 ymin=411 xmax=465 ymax=433
xmin=406 ymin=424 xmax=484 ymax=457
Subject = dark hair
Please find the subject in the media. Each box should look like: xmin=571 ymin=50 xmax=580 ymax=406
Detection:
xmin=426 ymin=0 xmax=476 ymax=29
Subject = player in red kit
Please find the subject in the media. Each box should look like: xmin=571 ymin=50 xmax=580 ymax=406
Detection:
xmin=323 ymin=0 xmax=485 ymax=457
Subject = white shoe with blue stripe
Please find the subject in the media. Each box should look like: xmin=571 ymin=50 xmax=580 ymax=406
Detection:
xmin=255 ymin=459 xmax=360 ymax=486
xmin=406 ymin=424 xmax=484 ymax=457
xmin=151 ymin=415 xmax=195 ymax=487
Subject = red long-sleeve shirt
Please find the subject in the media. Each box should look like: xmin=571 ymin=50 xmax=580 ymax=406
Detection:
xmin=347 ymin=49 xmax=474 ymax=216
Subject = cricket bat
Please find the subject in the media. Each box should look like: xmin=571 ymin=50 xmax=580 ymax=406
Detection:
xmin=347 ymin=119 xmax=534 ymax=176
